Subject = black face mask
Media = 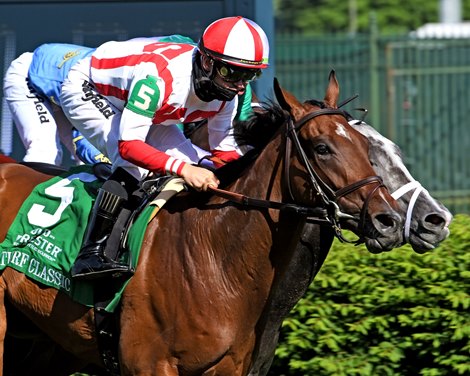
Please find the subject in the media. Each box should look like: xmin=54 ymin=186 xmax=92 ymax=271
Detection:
xmin=192 ymin=53 xmax=238 ymax=102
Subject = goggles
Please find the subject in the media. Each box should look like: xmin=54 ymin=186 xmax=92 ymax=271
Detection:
xmin=214 ymin=61 xmax=262 ymax=82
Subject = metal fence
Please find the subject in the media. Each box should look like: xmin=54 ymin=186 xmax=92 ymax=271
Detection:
xmin=275 ymin=32 xmax=470 ymax=214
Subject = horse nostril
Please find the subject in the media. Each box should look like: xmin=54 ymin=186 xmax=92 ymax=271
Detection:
xmin=373 ymin=212 xmax=401 ymax=232
xmin=424 ymin=213 xmax=446 ymax=229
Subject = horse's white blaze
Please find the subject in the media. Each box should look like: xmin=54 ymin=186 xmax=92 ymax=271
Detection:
xmin=377 ymin=138 xmax=414 ymax=183
xmin=352 ymin=121 xmax=415 ymax=186
xmin=334 ymin=122 xmax=352 ymax=141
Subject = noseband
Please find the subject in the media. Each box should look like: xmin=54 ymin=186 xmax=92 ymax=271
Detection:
xmin=390 ymin=180 xmax=424 ymax=243
xmin=283 ymin=107 xmax=384 ymax=243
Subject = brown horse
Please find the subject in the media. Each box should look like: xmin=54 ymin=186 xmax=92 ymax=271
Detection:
xmin=0 ymin=73 xmax=403 ymax=375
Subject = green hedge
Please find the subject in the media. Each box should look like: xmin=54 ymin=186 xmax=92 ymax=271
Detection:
xmin=270 ymin=214 xmax=470 ymax=376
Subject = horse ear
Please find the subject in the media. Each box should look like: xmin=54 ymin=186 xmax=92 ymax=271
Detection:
xmin=273 ymin=77 xmax=290 ymax=111
xmin=273 ymin=77 xmax=304 ymax=119
xmin=324 ymin=69 xmax=339 ymax=108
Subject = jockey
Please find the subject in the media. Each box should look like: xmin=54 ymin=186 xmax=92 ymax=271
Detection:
xmin=4 ymin=38 xmax=257 ymax=167
xmin=3 ymin=43 xmax=110 ymax=165
xmin=58 ymin=16 xmax=270 ymax=280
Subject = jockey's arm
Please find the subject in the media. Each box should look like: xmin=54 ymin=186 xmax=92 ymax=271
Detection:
xmin=118 ymin=139 xmax=219 ymax=191
xmin=118 ymin=107 xmax=219 ymax=191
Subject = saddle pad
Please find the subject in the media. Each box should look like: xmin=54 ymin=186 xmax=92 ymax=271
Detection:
xmin=0 ymin=165 xmax=183 ymax=311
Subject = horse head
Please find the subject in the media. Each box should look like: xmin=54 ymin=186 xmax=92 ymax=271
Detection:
xmin=273 ymin=71 xmax=403 ymax=253
xmin=349 ymin=120 xmax=452 ymax=253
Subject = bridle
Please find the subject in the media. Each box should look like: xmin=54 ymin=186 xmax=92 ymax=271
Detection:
xmin=390 ymin=180 xmax=424 ymax=243
xmin=210 ymin=103 xmax=386 ymax=244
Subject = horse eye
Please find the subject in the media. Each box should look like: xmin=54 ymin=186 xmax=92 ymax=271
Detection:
xmin=314 ymin=144 xmax=329 ymax=155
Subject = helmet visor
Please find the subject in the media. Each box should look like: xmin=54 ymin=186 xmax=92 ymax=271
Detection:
xmin=214 ymin=61 xmax=262 ymax=83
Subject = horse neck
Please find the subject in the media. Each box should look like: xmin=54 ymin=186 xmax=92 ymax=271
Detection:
xmin=215 ymin=132 xmax=308 ymax=283
xmin=231 ymin=133 xmax=285 ymax=203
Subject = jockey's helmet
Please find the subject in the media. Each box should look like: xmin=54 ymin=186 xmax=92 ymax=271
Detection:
xmin=193 ymin=16 xmax=269 ymax=102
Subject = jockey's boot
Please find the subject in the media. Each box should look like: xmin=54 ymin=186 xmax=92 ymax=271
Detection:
xmin=71 ymin=168 xmax=137 ymax=281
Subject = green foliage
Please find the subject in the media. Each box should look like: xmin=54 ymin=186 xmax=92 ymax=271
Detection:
xmin=276 ymin=0 xmax=470 ymax=34
xmin=270 ymin=214 xmax=470 ymax=375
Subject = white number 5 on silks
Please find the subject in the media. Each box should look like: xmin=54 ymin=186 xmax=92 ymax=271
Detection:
xmin=127 ymin=75 xmax=161 ymax=116
xmin=27 ymin=173 xmax=98 ymax=228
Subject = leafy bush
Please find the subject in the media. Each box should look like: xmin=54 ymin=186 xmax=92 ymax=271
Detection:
xmin=270 ymin=214 xmax=470 ymax=376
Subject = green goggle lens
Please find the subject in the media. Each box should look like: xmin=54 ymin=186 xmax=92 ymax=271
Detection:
xmin=216 ymin=63 xmax=262 ymax=82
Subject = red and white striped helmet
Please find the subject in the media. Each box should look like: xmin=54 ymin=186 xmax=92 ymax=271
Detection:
xmin=199 ymin=16 xmax=269 ymax=69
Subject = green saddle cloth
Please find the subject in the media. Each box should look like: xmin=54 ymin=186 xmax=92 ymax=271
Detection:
xmin=0 ymin=165 xmax=153 ymax=312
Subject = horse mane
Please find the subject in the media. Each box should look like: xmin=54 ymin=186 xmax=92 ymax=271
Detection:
xmin=233 ymin=101 xmax=288 ymax=148
xmin=304 ymin=98 xmax=325 ymax=109
xmin=214 ymin=102 xmax=288 ymax=187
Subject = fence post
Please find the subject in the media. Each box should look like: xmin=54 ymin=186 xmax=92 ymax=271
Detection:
xmin=368 ymin=12 xmax=381 ymax=132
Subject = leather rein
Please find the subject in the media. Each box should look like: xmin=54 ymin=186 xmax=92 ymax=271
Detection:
xmin=209 ymin=104 xmax=385 ymax=244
